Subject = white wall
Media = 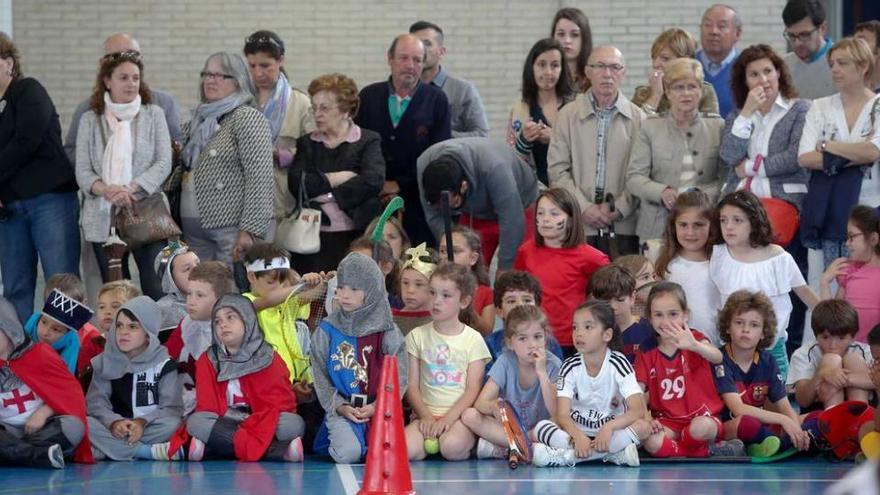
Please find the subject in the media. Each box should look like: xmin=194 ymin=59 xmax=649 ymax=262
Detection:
xmin=14 ymin=0 xmax=788 ymax=136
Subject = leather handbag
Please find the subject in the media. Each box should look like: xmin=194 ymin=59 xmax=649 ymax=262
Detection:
xmin=115 ymin=192 xmax=182 ymax=250
xmin=275 ymin=171 xmax=321 ymax=254
xmin=742 ymin=154 xmax=799 ymax=247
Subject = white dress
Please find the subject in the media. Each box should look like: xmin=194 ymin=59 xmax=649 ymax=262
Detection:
xmin=709 ymin=244 xmax=806 ymax=346
xmin=666 ymin=256 xmax=721 ymax=346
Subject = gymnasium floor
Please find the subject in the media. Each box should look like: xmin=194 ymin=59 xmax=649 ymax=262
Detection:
xmin=0 ymin=457 xmax=855 ymax=495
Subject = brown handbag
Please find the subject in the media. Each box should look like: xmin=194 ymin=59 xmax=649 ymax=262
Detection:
xmin=114 ymin=192 xmax=182 ymax=250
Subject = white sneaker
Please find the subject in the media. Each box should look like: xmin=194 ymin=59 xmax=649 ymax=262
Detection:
xmin=284 ymin=437 xmax=304 ymax=463
xmin=476 ymin=438 xmax=505 ymax=459
xmin=188 ymin=438 xmax=205 ymax=462
xmin=48 ymin=444 xmax=65 ymax=469
xmin=532 ymin=443 xmax=576 ymax=467
xmin=602 ymin=443 xmax=640 ymax=467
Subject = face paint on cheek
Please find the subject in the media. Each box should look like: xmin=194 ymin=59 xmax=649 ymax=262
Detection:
xmin=554 ymin=219 xmax=566 ymax=231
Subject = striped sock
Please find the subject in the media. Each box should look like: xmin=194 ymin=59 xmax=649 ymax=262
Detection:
xmin=534 ymin=420 xmax=570 ymax=449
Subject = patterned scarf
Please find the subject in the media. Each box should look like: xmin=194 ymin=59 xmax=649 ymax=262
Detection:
xmin=259 ymin=73 xmax=290 ymax=143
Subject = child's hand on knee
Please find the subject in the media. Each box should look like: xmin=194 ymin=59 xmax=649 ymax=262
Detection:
xmin=110 ymin=419 xmax=131 ymax=440
xmin=23 ymin=413 xmax=47 ymax=436
xmin=127 ymin=419 xmax=146 ymax=445
xmin=820 ymin=367 xmax=849 ymax=389
xmin=337 ymin=404 xmax=365 ymax=423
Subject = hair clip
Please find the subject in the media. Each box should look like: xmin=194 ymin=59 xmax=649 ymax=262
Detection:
xmin=102 ymin=49 xmax=142 ymax=64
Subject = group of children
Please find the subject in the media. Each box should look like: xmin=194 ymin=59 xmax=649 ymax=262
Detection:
xmin=0 ymin=187 xmax=878 ymax=469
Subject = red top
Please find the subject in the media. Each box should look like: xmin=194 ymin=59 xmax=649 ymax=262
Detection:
xmin=76 ymin=324 xmax=105 ymax=379
xmin=165 ymin=321 xmax=184 ymax=361
xmin=634 ymin=330 xmax=724 ymax=421
xmin=193 ymin=352 xmax=296 ymax=461
xmin=514 ymin=240 xmax=609 ymax=346
xmin=2 ymin=342 xmax=94 ymax=463
xmin=474 ymin=284 xmax=494 ymax=314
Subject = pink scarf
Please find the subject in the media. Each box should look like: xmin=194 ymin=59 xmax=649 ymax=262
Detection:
xmin=100 ymin=92 xmax=140 ymax=212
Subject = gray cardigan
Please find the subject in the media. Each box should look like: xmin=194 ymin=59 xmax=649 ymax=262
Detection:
xmin=719 ymin=99 xmax=811 ymax=210
xmin=75 ymin=104 xmax=172 ymax=242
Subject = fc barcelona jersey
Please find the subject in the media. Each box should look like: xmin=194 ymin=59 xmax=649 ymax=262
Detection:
xmin=713 ymin=346 xmax=787 ymax=420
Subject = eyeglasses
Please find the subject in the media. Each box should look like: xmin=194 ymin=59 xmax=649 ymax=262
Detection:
xmin=846 ymin=232 xmax=865 ymax=242
xmin=200 ymin=71 xmax=235 ymax=81
xmin=783 ymin=27 xmax=819 ymax=43
xmin=102 ymin=50 xmax=142 ymax=64
xmin=310 ymin=104 xmax=339 ymax=115
xmin=668 ymin=82 xmax=701 ymax=94
xmin=587 ymin=63 xmax=624 ymax=73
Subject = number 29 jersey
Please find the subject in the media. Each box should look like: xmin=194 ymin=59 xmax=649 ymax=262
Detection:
xmin=634 ymin=330 xmax=724 ymax=422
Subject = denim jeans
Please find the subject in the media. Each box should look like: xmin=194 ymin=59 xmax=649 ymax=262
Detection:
xmin=0 ymin=191 xmax=81 ymax=323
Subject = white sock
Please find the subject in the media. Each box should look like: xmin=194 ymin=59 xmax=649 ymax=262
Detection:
xmin=534 ymin=420 xmax=571 ymax=449
xmin=608 ymin=428 xmax=639 ymax=453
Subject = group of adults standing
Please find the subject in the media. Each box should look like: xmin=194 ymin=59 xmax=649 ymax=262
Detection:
xmin=0 ymin=1 xmax=879 ymax=335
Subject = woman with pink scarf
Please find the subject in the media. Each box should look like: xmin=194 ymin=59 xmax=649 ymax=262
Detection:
xmin=75 ymin=50 xmax=171 ymax=299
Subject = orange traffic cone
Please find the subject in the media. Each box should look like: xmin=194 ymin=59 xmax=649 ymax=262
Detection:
xmin=358 ymin=355 xmax=416 ymax=495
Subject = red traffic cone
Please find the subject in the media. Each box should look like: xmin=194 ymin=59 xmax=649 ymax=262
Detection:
xmin=358 ymin=355 xmax=416 ymax=495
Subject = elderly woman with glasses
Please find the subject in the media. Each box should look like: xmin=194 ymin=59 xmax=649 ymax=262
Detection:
xmin=627 ymin=58 xmax=725 ymax=242
xmin=286 ymin=73 xmax=384 ymax=273
xmin=179 ymin=52 xmax=273 ymax=267
xmin=243 ymin=31 xmax=315 ymax=237
xmin=75 ymin=49 xmax=171 ymax=299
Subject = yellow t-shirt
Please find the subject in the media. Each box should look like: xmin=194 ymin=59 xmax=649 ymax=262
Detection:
xmin=243 ymin=292 xmax=313 ymax=383
xmin=405 ymin=322 xmax=490 ymax=416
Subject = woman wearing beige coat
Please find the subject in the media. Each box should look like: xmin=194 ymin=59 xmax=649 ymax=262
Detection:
xmin=626 ymin=58 xmax=724 ymax=241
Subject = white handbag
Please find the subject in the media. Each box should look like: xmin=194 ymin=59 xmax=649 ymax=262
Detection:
xmin=276 ymin=171 xmax=321 ymax=254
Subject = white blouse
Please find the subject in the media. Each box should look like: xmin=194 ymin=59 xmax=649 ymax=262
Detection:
xmin=709 ymin=244 xmax=806 ymax=346
xmin=798 ymin=93 xmax=880 ymax=207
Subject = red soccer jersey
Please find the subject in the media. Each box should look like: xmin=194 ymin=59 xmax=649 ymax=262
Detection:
xmin=634 ymin=330 xmax=724 ymax=422
xmin=514 ymin=239 xmax=609 ymax=346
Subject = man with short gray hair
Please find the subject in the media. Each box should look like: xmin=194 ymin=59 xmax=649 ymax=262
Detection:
xmin=697 ymin=4 xmax=742 ymax=116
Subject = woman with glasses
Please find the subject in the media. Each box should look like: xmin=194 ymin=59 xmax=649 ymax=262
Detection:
xmin=286 ymin=73 xmax=384 ymax=273
xmin=75 ymin=49 xmax=171 ymax=298
xmin=798 ymin=37 xmax=880 ymax=275
xmin=631 ymin=28 xmax=719 ymax=116
xmin=0 ymin=33 xmax=82 ymax=322
xmin=243 ymin=31 xmax=315 ymax=238
xmin=627 ymin=58 xmax=725 ymax=242
xmin=507 ymin=38 xmax=575 ymax=186
xmin=179 ymin=52 xmax=273 ymax=267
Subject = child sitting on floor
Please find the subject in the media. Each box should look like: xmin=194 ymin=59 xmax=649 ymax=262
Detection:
xmin=310 ymin=252 xmax=408 ymax=463
xmin=0 ymin=297 xmax=93 ymax=467
xmin=186 ymin=295 xmax=305 ymax=462
xmin=405 ymin=263 xmax=490 ymax=461
xmin=86 ymin=296 xmax=183 ymax=461
xmin=714 ymin=290 xmax=810 ymax=458
xmin=530 ymin=301 xmax=648 ymax=467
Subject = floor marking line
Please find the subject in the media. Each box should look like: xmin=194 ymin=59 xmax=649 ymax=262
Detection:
xmin=336 ymin=463 xmax=360 ymax=495
xmin=410 ymin=478 xmax=838 ymax=483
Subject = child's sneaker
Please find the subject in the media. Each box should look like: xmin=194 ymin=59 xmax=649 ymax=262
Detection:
xmin=188 ymin=437 xmax=206 ymax=462
xmin=709 ymin=439 xmax=746 ymax=457
xmin=48 ymin=444 xmax=65 ymax=469
xmin=532 ymin=443 xmax=576 ymax=467
xmin=476 ymin=438 xmax=505 ymax=459
xmin=150 ymin=442 xmax=184 ymax=461
xmin=602 ymin=443 xmax=640 ymax=467
xmin=284 ymin=437 xmax=304 ymax=463
xmin=747 ymin=436 xmax=781 ymax=458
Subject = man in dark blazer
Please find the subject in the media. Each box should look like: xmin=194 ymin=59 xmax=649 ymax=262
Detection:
xmin=355 ymin=34 xmax=451 ymax=246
